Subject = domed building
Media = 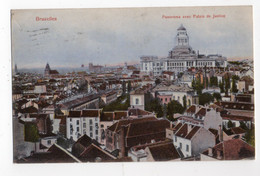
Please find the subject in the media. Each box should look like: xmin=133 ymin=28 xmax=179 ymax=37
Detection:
xmin=140 ymin=25 xmax=227 ymax=76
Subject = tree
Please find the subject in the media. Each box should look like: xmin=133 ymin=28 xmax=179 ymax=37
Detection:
xmin=244 ymin=127 xmax=255 ymax=147
xmin=199 ymin=93 xmax=214 ymax=105
xmin=155 ymin=78 xmax=161 ymax=85
xmin=231 ymin=77 xmax=238 ymax=93
xmin=192 ymin=78 xmax=204 ymax=95
xmin=183 ymin=95 xmax=187 ymax=110
xmin=239 ymin=121 xmax=248 ymax=130
xmin=225 ymin=76 xmax=230 ymax=96
xmin=227 ymin=120 xmax=233 ymax=128
xmin=167 ymin=100 xmax=185 ymax=121
xmin=213 ymin=92 xmax=222 ymax=101
xmin=122 ymin=80 xmax=126 ymax=94
xmin=145 ymin=98 xmax=163 ymax=118
xmin=219 ymin=80 xmax=224 ymax=93
xmin=127 ymin=80 xmax=132 ymax=93
xmin=24 ymin=122 xmax=39 ymax=142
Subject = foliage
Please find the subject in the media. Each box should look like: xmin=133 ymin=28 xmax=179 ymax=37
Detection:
xmin=213 ymin=92 xmax=222 ymax=101
xmin=227 ymin=120 xmax=234 ymax=128
xmin=167 ymin=100 xmax=185 ymax=121
xmin=102 ymin=94 xmax=130 ymax=111
xmin=219 ymin=80 xmax=224 ymax=93
xmin=239 ymin=121 xmax=248 ymax=130
xmin=145 ymin=97 xmax=164 ymax=118
xmin=155 ymin=78 xmax=161 ymax=85
xmin=199 ymin=93 xmax=214 ymax=105
xmin=127 ymin=80 xmax=132 ymax=93
xmin=192 ymin=78 xmax=204 ymax=95
xmin=231 ymin=77 xmax=238 ymax=93
xmin=183 ymin=95 xmax=187 ymax=110
xmin=122 ymin=81 xmax=126 ymax=94
xmin=24 ymin=123 xmax=39 ymax=142
xmin=210 ymin=76 xmax=218 ymax=87
xmin=244 ymin=127 xmax=255 ymax=147
xmin=224 ymin=76 xmax=230 ymax=96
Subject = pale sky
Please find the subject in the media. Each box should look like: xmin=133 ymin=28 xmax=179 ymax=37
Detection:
xmin=11 ymin=6 xmax=253 ymax=69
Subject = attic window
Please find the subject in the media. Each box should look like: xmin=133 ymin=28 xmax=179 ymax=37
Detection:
xmin=251 ymin=106 xmax=254 ymax=110
xmin=233 ymin=105 xmax=236 ymax=108
xmin=241 ymin=106 xmax=244 ymax=109
xmin=225 ymin=105 xmax=228 ymax=108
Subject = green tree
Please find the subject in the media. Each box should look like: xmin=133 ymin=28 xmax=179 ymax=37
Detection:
xmin=183 ymin=95 xmax=187 ymax=110
xmin=231 ymin=77 xmax=238 ymax=93
xmin=225 ymin=76 xmax=230 ymax=96
xmin=145 ymin=98 xmax=163 ymax=118
xmin=239 ymin=121 xmax=248 ymax=130
xmin=213 ymin=92 xmax=222 ymax=101
xmin=127 ymin=80 xmax=132 ymax=93
xmin=219 ymin=80 xmax=224 ymax=93
xmin=167 ymin=100 xmax=185 ymax=121
xmin=24 ymin=123 xmax=39 ymax=142
xmin=244 ymin=127 xmax=255 ymax=147
xmin=155 ymin=78 xmax=161 ymax=85
xmin=227 ymin=120 xmax=234 ymax=128
xmin=199 ymin=93 xmax=214 ymax=105
xmin=122 ymin=80 xmax=126 ymax=94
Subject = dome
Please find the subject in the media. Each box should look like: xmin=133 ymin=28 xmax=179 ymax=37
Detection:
xmin=177 ymin=24 xmax=186 ymax=30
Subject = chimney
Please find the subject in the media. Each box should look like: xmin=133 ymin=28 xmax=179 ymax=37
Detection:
xmin=218 ymin=125 xmax=223 ymax=142
xmin=208 ymin=147 xmax=213 ymax=157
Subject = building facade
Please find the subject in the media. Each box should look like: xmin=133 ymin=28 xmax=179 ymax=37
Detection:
xmin=140 ymin=25 xmax=227 ymax=76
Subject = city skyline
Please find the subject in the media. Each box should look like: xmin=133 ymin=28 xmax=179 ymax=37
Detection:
xmin=11 ymin=6 xmax=253 ymax=69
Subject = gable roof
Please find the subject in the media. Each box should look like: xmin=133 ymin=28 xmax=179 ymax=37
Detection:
xmin=202 ymin=139 xmax=255 ymax=160
xmin=147 ymin=142 xmax=180 ymax=161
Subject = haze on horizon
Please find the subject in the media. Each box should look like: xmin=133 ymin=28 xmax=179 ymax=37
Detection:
xmin=11 ymin=6 xmax=253 ymax=69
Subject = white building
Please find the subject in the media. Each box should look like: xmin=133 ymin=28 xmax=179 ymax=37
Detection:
xmin=172 ymin=123 xmax=215 ymax=158
xmin=140 ymin=25 xmax=227 ymax=76
xmin=178 ymin=105 xmax=223 ymax=130
xmin=66 ymin=109 xmax=101 ymax=142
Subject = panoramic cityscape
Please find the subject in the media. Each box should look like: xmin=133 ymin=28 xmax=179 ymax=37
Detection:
xmin=12 ymin=7 xmax=254 ymax=163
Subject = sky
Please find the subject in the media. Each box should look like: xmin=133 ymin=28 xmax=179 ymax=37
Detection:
xmin=11 ymin=6 xmax=253 ymax=69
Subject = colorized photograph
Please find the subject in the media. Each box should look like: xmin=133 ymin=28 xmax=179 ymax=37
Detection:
xmin=11 ymin=6 xmax=254 ymax=163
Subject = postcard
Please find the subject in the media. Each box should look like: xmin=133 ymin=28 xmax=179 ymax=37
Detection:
xmin=11 ymin=6 xmax=254 ymax=163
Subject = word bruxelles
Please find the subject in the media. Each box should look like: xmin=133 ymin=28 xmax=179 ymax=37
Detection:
xmin=36 ymin=17 xmax=57 ymax=21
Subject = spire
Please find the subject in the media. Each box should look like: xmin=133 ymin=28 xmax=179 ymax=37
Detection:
xmin=177 ymin=24 xmax=186 ymax=31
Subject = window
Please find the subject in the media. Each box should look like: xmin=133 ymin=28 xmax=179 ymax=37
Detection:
xmin=70 ymin=118 xmax=72 ymax=122
xmin=135 ymin=98 xmax=139 ymax=105
xmin=96 ymin=137 xmax=98 ymax=141
xmin=90 ymin=126 xmax=93 ymax=131
xmin=186 ymin=145 xmax=189 ymax=152
xmin=90 ymin=132 xmax=93 ymax=137
xmin=180 ymin=143 xmax=182 ymax=149
xmin=77 ymin=127 xmax=79 ymax=132
xmin=90 ymin=119 xmax=93 ymax=125
xmin=175 ymin=136 xmax=177 ymax=142
xmin=101 ymin=124 xmax=104 ymax=128
xmin=76 ymin=120 xmax=79 ymax=125
xmin=83 ymin=123 xmax=86 ymax=128
xmin=96 ymin=130 xmax=98 ymax=135
xmin=95 ymin=123 xmax=98 ymax=128
xmin=47 ymin=140 xmax=51 ymax=145
xmin=83 ymin=129 xmax=86 ymax=134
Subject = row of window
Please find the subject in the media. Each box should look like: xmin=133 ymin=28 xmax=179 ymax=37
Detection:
xmin=175 ymin=136 xmax=189 ymax=152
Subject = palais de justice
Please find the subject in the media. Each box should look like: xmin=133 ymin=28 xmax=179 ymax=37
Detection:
xmin=140 ymin=25 xmax=227 ymax=75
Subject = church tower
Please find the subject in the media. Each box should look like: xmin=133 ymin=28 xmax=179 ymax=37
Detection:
xmin=176 ymin=24 xmax=189 ymax=46
xmin=44 ymin=63 xmax=51 ymax=76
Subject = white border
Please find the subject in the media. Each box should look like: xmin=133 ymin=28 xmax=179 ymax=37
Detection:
xmin=1 ymin=1 xmax=259 ymax=176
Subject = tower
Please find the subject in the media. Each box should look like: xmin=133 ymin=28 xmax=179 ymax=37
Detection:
xmin=176 ymin=24 xmax=189 ymax=46
xmin=14 ymin=64 xmax=18 ymax=74
xmin=44 ymin=63 xmax=51 ymax=76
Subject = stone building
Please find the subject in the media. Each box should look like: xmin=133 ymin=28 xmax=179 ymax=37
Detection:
xmin=140 ymin=25 xmax=227 ymax=75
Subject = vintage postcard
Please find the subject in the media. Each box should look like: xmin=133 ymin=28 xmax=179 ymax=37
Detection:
xmin=11 ymin=6 xmax=254 ymax=163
